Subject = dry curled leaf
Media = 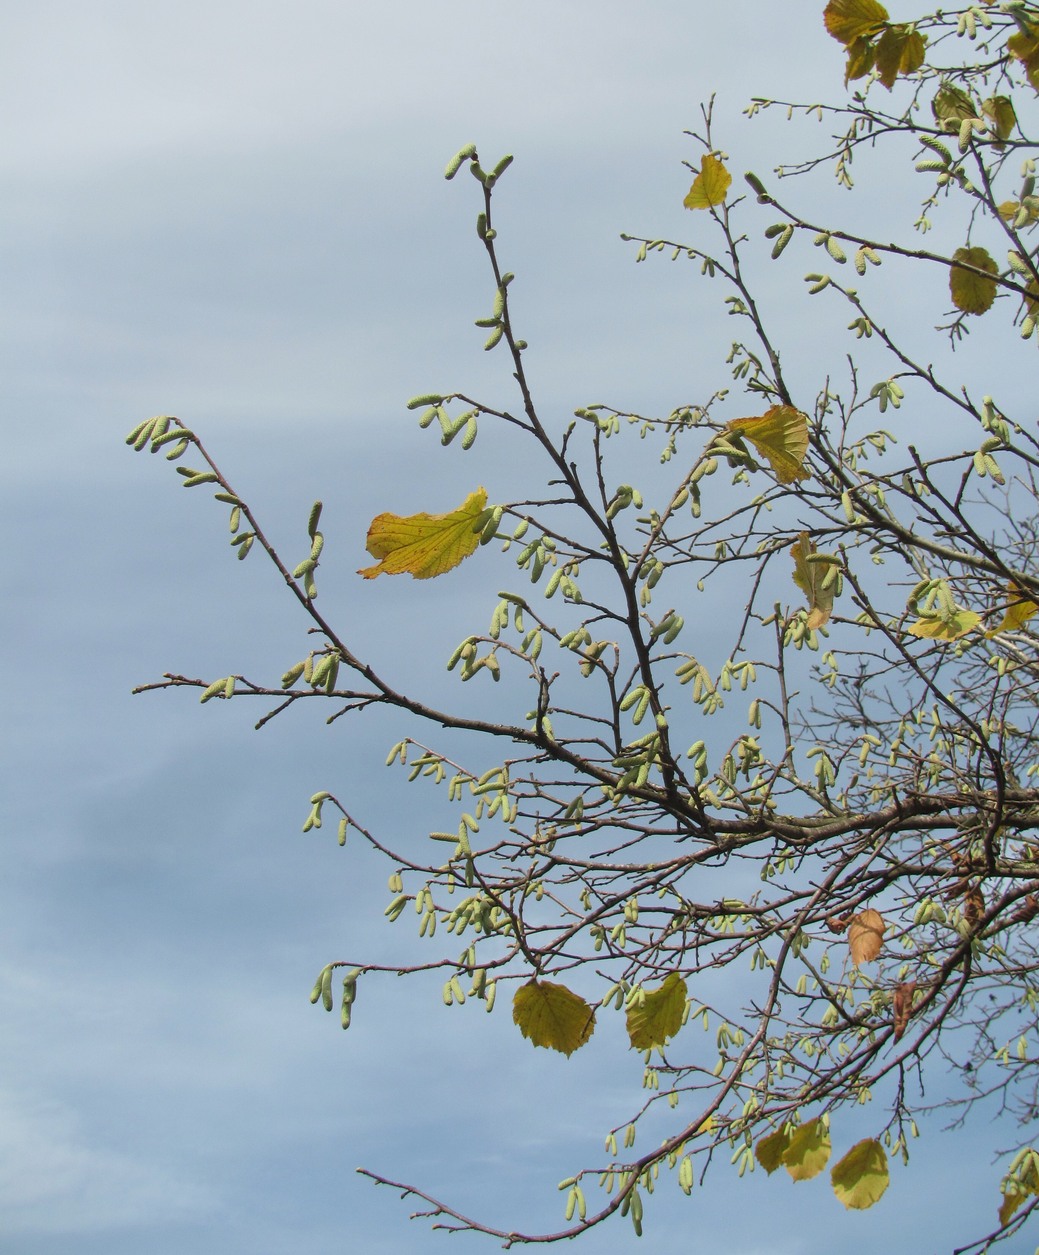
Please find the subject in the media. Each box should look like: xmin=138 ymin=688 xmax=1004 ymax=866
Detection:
xmin=848 ymin=908 xmax=885 ymax=965
xmin=892 ymin=980 xmax=917 ymax=1042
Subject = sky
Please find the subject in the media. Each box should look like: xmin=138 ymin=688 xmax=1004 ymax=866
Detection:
xmin=1 ymin=3 xmax=1030 ymax=1254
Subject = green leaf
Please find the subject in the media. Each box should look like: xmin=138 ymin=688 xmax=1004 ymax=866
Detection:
xmin=512 ymin=980 xmax=595 ymax=1056
xmin=359 ymin=488 xmax=489 ymax=580
xmin=625 ymin=973 xmax=688 ymax=1051
xmin=683 ymin=154 xmax=732 ymax=210
xmin=755 ymin=1127 xmax=792 ymax=1174
xmin=831 ymin=1138 xmax=890 ymax=1209
xmin=950 ymin=247 xmax=998 ymax=316
xmin=782 ymin=1117 xmax=831 ymax=1181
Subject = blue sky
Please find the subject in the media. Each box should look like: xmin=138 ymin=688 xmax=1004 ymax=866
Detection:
xmin=2 ymin=3 xmax=1028 ymax=1253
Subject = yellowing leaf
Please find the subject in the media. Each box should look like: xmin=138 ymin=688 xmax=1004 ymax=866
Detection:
xmin=987 ymin=584 xmax=1039 ymax=636
xmin=983 ymin=96 xmax=1016 ymax=146
xmin=848 ymin=908 xmax=885 ymax=965
xmin=831 ymin=1139 xmax=890 ymax=1209
xmin=932 ymin=83 xmax=975 ymax=128
xmin=844 ymin=37 xmax=876 ymax=83
xmin=626 ymin=973 xmax=688 ymax=1051
xmin=874 ymin=24 xmax=926 ymax=90
xmin=727 ymin=406 xmax=810 ymax=484
xmin=782 ymin=1118 xmax=831 ymax=1181
xmin=755 ymin=1127 xmax=792 ymax=1175
xmin=790 ymin=532 xmax=839 ymax=629
xmin=683 ymin=154 xmax=732 ymax=210
xmin=512 ymin=980 xmax=595 ymax=1056
xmin=1009 ymin=31 xmax=1039 ymax=93
xmin=823 ymin=0 xmax=888 ymax=46
xmin=359 ymin=487 xmax=488 ymax=580
xmin=907 ymin=610 xmax=982 ymax=640
xmin=950 ymin=246 xmax=998 ymax=315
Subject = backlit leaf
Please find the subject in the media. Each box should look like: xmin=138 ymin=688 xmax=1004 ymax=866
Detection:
xmin=907 ymin=610 xmax=982 ymax=640
xmin=755 ymin=1127 xmax=792 ymax=1174
xmin=727 ymin=406 xmax=810 ymax=484
xmin=932 ymin=83 xmax=975 ymax=128
xmin=359 ymin=487 xmax=488 ymax=580
xmin=987 ymin=584 xmax=1039 ymax=636
xmin=513 ymin=980 xmax=595 ymax=1056
xmin=831 ymin=1139 xmax=890 ymax=1209
xmin=823 ymin=0 xmax=889 ymax=46
xmin=790 ymin=532 xmax=839 ymax=629
xmin=683 ymin=154 xmax=732 ymax=210
xmin=874 ymin=24 xmax=926 ymax=90
xmin=1009 ymin=31 xmax=1039 ymax=93
xmin=844 ymin=37 xmax=876 ymax=83
xmin=983 ymin=96 xmax=1016 ymax=145
xmin=848 ymin=908 xmax=885 ymax=965
xmin=626 ymin=973 xmax=688 ymax=1051
xmin=782 ymin=1118 xmax=831 ymax=1181
xmin=950 ymin=246 xmax=998 ymax=315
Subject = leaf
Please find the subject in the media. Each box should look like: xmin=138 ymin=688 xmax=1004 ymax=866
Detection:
xmin=987 ymin=584 xmax=1039 ymax=636
xmin=782 ymin=1118 xmax=831 ymax=1181
xmin=983 ymin=96 xmax=1016 ymax=146
xmin=790 ymin=532 xmax=839 ymax=629
xmin=755 ymin=1127 xmax=792 ymax=1174
xmin=823 ymin=0 xmax=889 ymax=46
xmin=683 ymin=154 xmax=731 ymax=211
xmin=626 ymin=973 xmax=688 ymax=1051
xmin=892 ymin=980 xmax=917 ymax=1042
xmin=727 ymin=406 xmax=810 ymax=484
xmin=848 ymin=908 xmax=885 ymax=965
xmin=907 ymin=610 xmax=982 ymax=640
xmin=359 ymin=487 xmax=488 ymax=580
xmin=932 ymin=83 xmax=976 ymax=128
xmin=831 ymin=1139 xmax=890 ymax=1209
xmin=844 ymin=37 xmax=876 ymax=83
xmin=999 ymin=1151 xmax=1039 ymax=1226
xmin=950 ymin=246 xmax=998 ymax=315
xmin=874 ymin=24 xmax=926 ymax=90
xmin=1009 ymin=31 xmax=1039 ymax=93
xmin=512 ymin=980 xmax=595 ymax=1056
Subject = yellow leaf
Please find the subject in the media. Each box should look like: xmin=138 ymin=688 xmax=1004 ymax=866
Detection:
xmin=823 ymin=0 xmax=889 ymax=46
xmin=907 ymin=610 xmax=981 ymax=641
xmin=727 ymin=406 xmax=810 ymax=484
xmin=999 ymin=1150 xmax=1039 ymax=1226
xmin=625 ymin=973 xmax=688 ymax=1051
xmin=950 ymin=246 xmax=998 ymax=315
xmin=683 ymin=154 xmax=732 ymax=210
xmin=844 ymin=36 xmax=876 ymax=84
xmin=983 ymin=96 xmax=1016 ymax=145
xmin=874 ymin=24 xmax=926 ymax=90
xmin=831 ymin=1139 xmax=890 ymax=1209
xmin=1009 ymin=31 xmax=1039 ymax=93
xmin=848 ymin=908 xmax=885 ymax=965
xmin=987 ymin=584 xmax=1039 ymax=636
xmin=359 ymin=487 xmax=488 ymax=580
xmin=790 ymin=532 xmax=839 ymax=629
xmin=755 ymin=1127 xmax=792 ymax=1175
xmin=512 ymin=979 xmax=595 ymax=1056
xmin=782 ymin=1118 xmax=831 ymax=1181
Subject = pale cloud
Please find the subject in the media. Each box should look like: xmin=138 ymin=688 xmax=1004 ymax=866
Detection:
xmin=0 ymin=1088 xmax=217 ymax=1233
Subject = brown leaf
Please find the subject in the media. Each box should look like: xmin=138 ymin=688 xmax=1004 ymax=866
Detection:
xmin=848 ymin=909 xmax=885 ymax=965
xmin=964 ymin=884 xmax=985 ymax=926
xmin=892 ymin=981 xmax=917 ymax=1042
